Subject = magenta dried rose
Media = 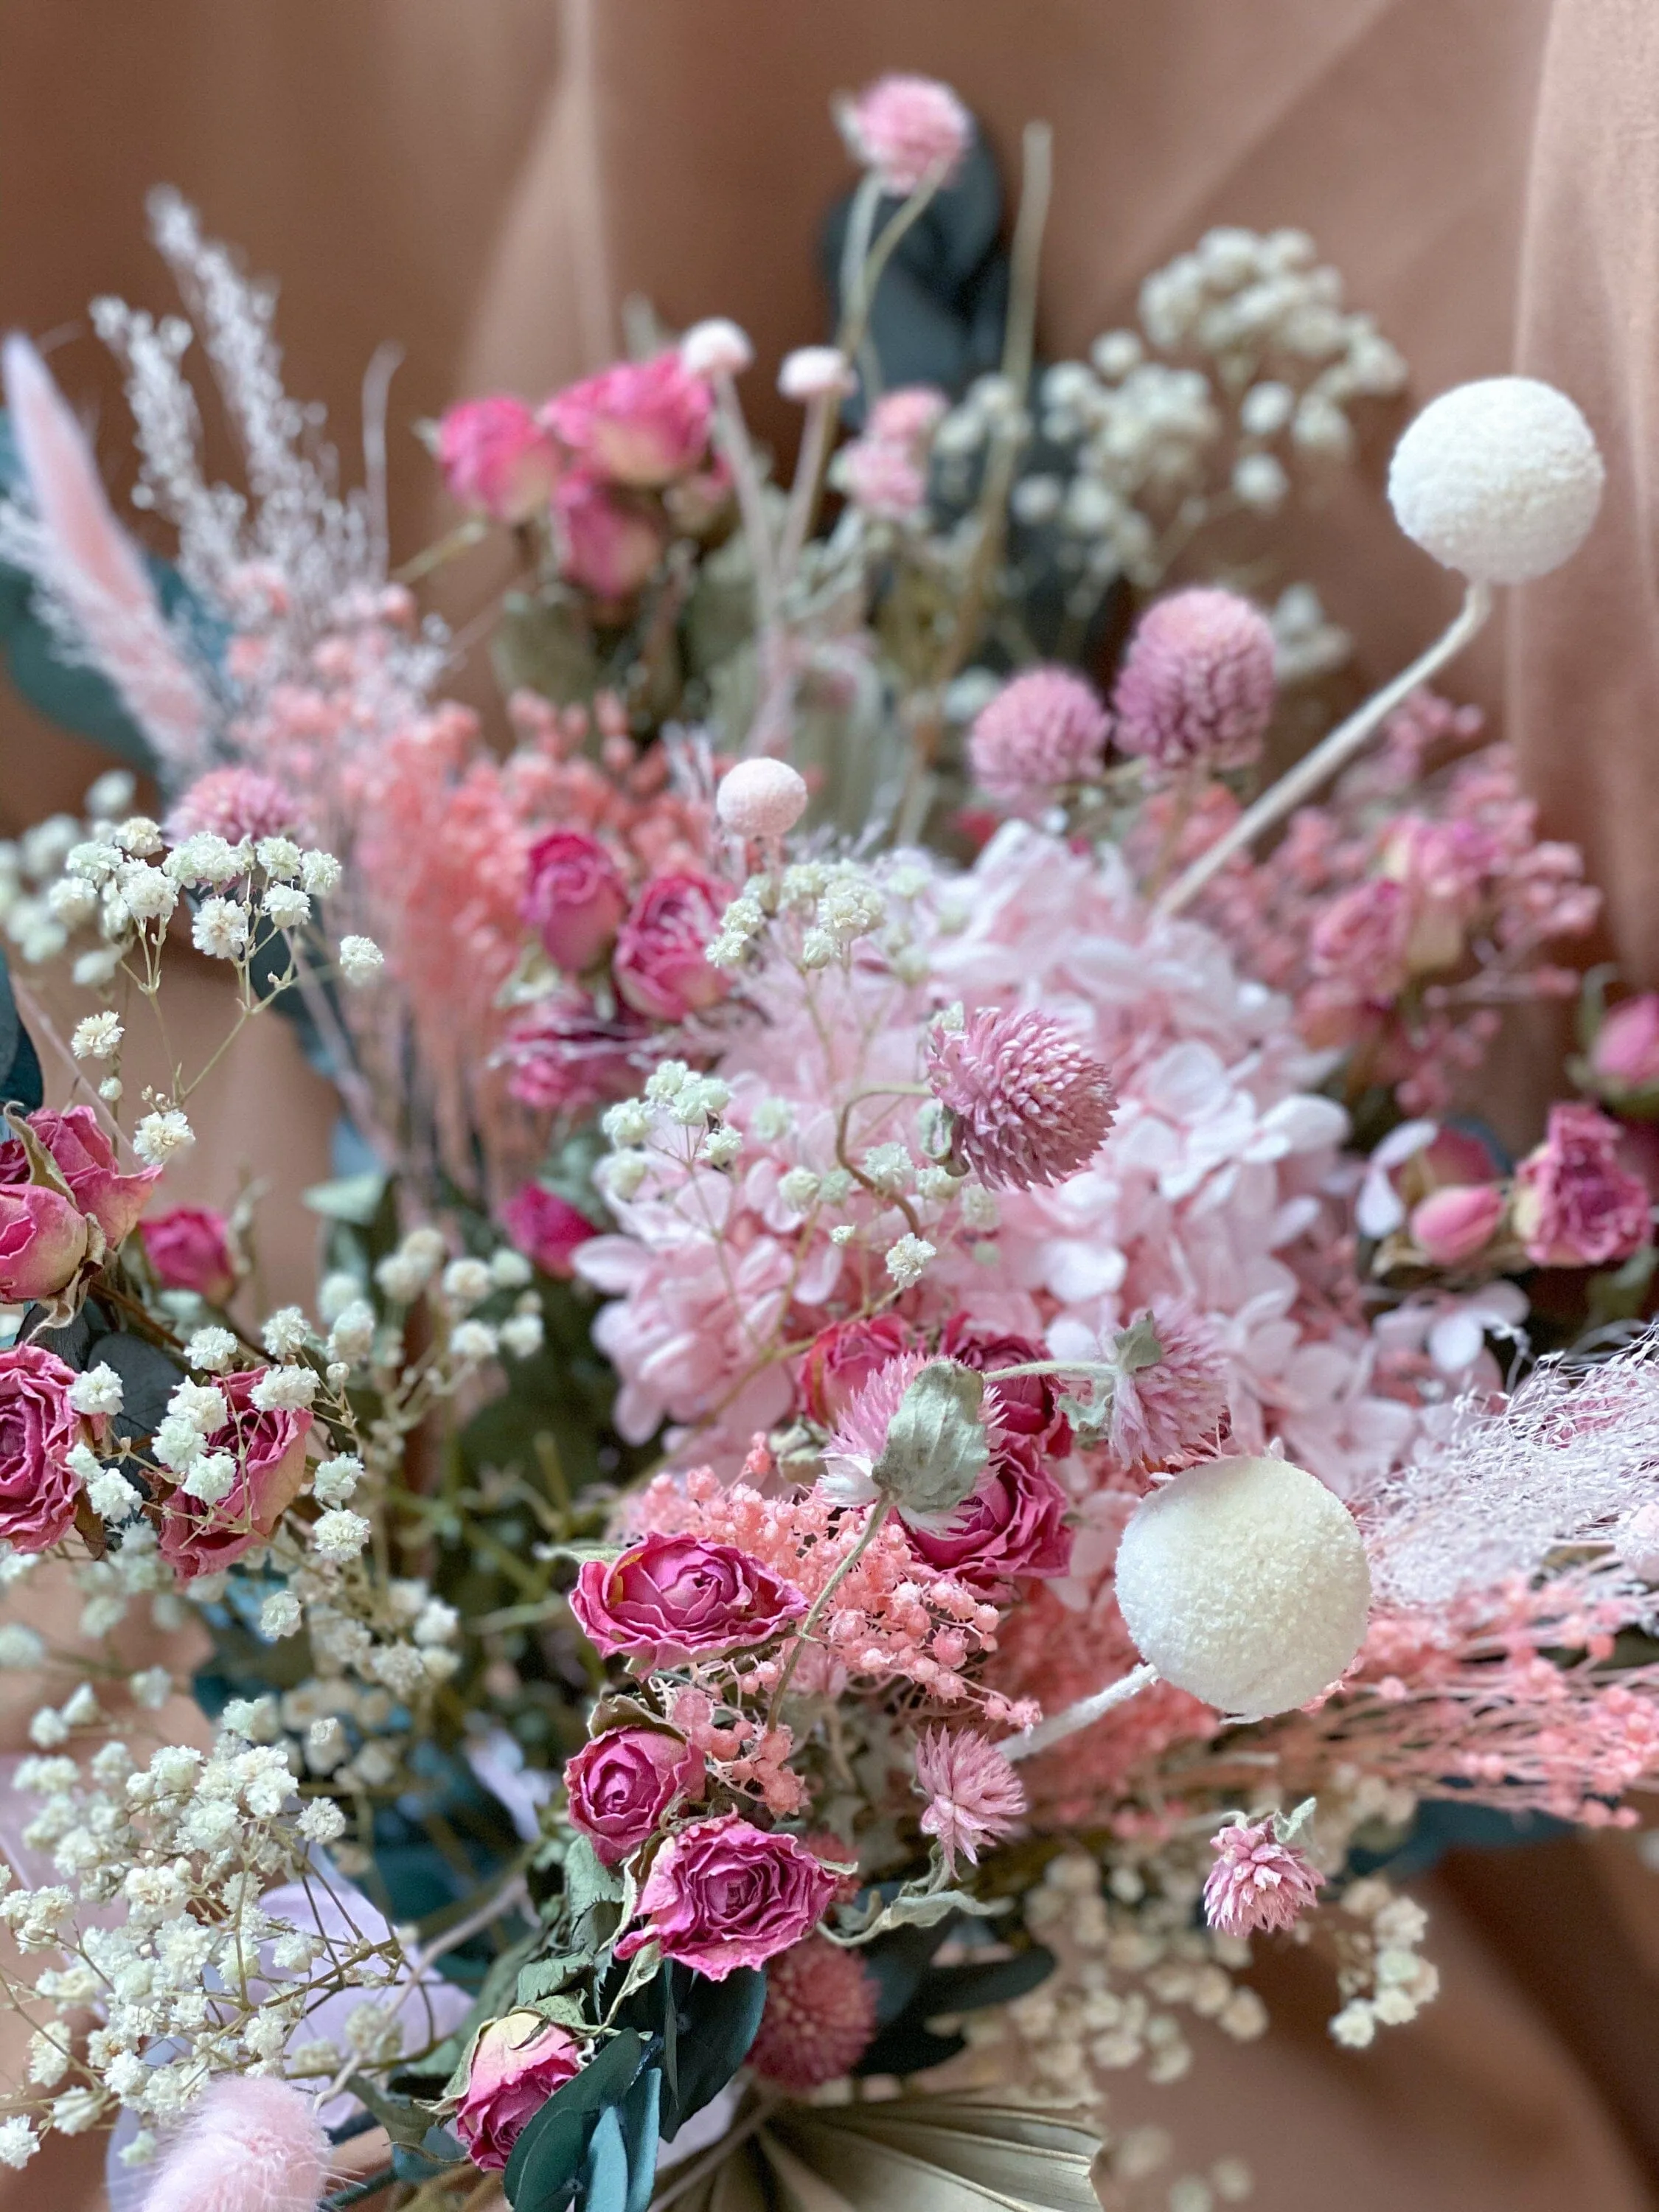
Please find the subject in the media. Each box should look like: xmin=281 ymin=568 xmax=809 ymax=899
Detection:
xmin=0 ymin=1107 xmax=159 ymax=1248
xmin=616 ymin=1812 xmax=836 ymax=1980
xmin=1512 ymin=1102 xmax=1653 ymax=1267
xmin=0 ymin=1343 xmax=87 ymax=1554
xmin=0 ymin=1184 xmax=89 ymax=1304
xmin=554 ymin=472 xmax=667 ymax=600
xmin=521 ymin=829 xmax=629 ymax=974
xmin=142 ymin=1206 xmax=235 ymax=1302
xmin=501 ymin=989 xmax=647 ymax=1118
xmin=542 ymin=352 xmax=712 ymax=488
xmin=453 ymin=2011 xmax=582 ymax=2171
xmin=501 ymin=1184 xmax=598 ymax=1280
xmin=564 ymin=1727 xmax=701 ymax=1865
xmin=799 ymin=1314 xmax=912 ymax=1428
xmin=905 ymin=1446 xmax=1073 ymax=1591
xmin=941 ymin=1314 xmax=1071 ymax=1455
xmin=158 ymin=1367 xmax=312 ymax=1580
xmin=613 ymin=873 xmax=729 ymax=1023
xmin=436 ymin=395 xmax=560 ymax=525
xmin=569 ymin=1534 xmax=806 ymax=1666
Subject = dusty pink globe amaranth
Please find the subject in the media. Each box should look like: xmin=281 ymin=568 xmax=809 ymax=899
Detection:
xmin=841 ymin=74 xmax=973 ymax=195
xmin=967 ymin=667 xmax=1109 ymax=804
xmin=1113 ymin=587 xmax=1277 ymax=775
xmin=926 ymin=1005 xmax=1116 ymax=1192
xmin=748 ymin=1933 xmax=880 ymax=2091
xmin=165 ymin=765 xmax=304 ymax=849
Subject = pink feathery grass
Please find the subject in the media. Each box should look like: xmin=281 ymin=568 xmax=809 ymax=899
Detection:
xmin=140 ymin=2077 xmax=330 ymax=2212
xmin=926 ymin=1005 xmax=1115 ymax=1190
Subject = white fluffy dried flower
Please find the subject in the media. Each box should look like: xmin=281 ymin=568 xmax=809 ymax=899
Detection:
xmin=133 ymin=1110 xmax=193 ymax=1166
xmin=191 ymin=896 xmax=250 ymax=959
xmin=338 ymin=934 xmax=383 ymax=987
xmin=69 ymin=1012 xmax=122 ymax=1060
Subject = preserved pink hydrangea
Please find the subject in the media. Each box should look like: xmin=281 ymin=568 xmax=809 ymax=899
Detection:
xmin=841 ymin=74 xmax=973 ymax=195
xmin=967 ymin=668 xmax=1109 ymax=804
xmin=832 ymin=437 xmax=928 ymax=521
xmin=1112 ymin=588 xmax=1276 ymax=774
xmin=925 ymin=1006 xmax=1115 ymax=1191
xmin=569 ymin=1532 xmax=807 ymax=1666
xmin=1107 ymin=1300 xmax=1230 ymax=1472
xmin=542 ymin=351 xmax=712 ymax=488
xmin=748 ymin=1935 xmax=879 ymax=2090
xmin=616 ymin=1812 xmax=836 ymax=1980
xmin=1511 ymin=1102 xmax=1653 ymax=1268
xmin=913 ymin=1726 xmax=1027 ymax=1873
xmin=1203 ymin=1814 xmax=1324 ymax=1937
xmin=436 ymin=395 xmax=560 ymax=524
xmin=165 ymin=766 xmax=305 ymax=849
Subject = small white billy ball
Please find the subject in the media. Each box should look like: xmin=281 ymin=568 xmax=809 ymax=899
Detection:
xmin=717 ymin=757 xmax=810 ymax=839
xmin=1113 ymin=1454 xmax=1371 ymax=1719
xmin=1387 ymin=376 xmax=1604 ymax=585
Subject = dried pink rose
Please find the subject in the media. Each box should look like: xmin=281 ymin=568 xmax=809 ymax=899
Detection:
xmin=1408 ymin=1184 xmax=1505 ymax=1267
xmin=926 ymin=1006 xmax=1115 ymax=1191
xmin=158 ymin=1368 xmax=312 ymax=1580
xmin=437 ymin=395 xmax=560 ymax=524
xmin=501 ymin=1183 xmax=598 ymax=1280
xmin=841 ymin=74 xmax=973 ymax=195
xmin=0 ymin=1184 xmax=89 ymax=1304
xmin=800 ymin=1314 xmax=913 ymax=1427
xmin=941 ymin=1315 xmax=1071 ymax=1455
xmin=142 ymin=1206 xmax=234 ymax=1302
xmin=501 ymin=990 xmax=647 ymax=1118
xmin=1591 ymin=994 xmax=1659 ymax=1094
xmin=453 ymin=2011 xmax=582 ymax=2171
xmin=1203 ymin=1813 xmax=1324 ymax=1937
xmin=0 ymin=1343 xmax=88 ymax=1554
xmin=748 ymin=1935 xmax=878 ymax=2090
xmin=563 ymin=1726 xmax=701 ymax=1865
xmin=1309 ymin=879 xmax=1412 ymax=1000
xmin=0 ymin=1107 xmax=159 ymax=1249
xmin=1511 ymin=1102 xmax=1652 ymax=1267
xmin=543 ymin=352 xmax=713 ymax=488
xmin=554 ymin=472 xmax=667 ymax=599
xmin=1112 ymin=588 xmax=1276 ymax=775
xmin=616 ymin=1812 xmax=836 ymax=1980
xmin=569 ymin=1533 xmax=807 ymax=1666
xmin=904 ymin=1444 xmax=1072 ymax=1590
xmin=968 ymin=668 xmax=1109 ymax=804
xmin=613 ymin=872 xmax=729 ymax=1022
xmin=913 ymin=1726 xmax=1026 ymax=1874
xmin=520 ymin=828 xmax=629 ymax=973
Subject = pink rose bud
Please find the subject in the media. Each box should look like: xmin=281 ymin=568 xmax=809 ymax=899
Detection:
xmin=800 ymin=1314 xmax=912 ymax=1427
xmin=453 ymin=2011 xmax=582 ymax=2171
xmin=553 ymin=473 xmax=667 ymax=600
xmin=0 ymin=1183 xmax=88 ymax=1303
xmin=501 ymin=1183 xmax=597 ymax=1279
xmin=1511 ymin=1102 xmax=1653 ymax=1267
xmin=142 ymin=1206 xmax=235 ymax=1303
xmin=437 ymin=396 xmax=560 ymax=524
xmin=1408 ymin=1183 xmax=1506 ymax=1267
xmin=542 ymin=352 xmax=713 ymax=487
xmin=520 ymin=829 xmax=629 ymax=973
xmin=564 ymin=1726 xmax=702 ymax=1865
xmin=1592 ymin=994 xmax=1659 ymax=1092
xmin=616 ymin=1812 xmax=837 ymax=1980
xmin=0 ymin=1106 xmax=159 ymax=1249
xmin=158 ymin=1368 xmax=312 ymax=1580
xmin=612 ymin=872 xmax=730 ymax=1022
xmin=0 ymin=1344 xmax=88 ymax=1553
xmin=570 ymin=1533 xmax=807 ymax=1666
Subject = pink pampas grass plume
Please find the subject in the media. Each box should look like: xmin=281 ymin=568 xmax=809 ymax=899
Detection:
xmin=926 ymin=1005 xmax=1116 ymax=1190
xmin=967 ymin=667 xmax=1109 ymax=804
xmin=1113 ymin=587 xmax=1276 ymax=775
xmin=1 ymin=333 xmax=211 ymax=776
xmin=140 ymin=2078 xmax=329 ymax=2212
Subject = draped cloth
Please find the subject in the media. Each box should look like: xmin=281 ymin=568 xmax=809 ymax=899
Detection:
xmin=1 ymin=3 xmax=1658 ymax=2204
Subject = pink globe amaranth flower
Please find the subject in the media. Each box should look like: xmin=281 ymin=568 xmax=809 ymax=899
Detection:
xmin=866 ymin=386 xmax=948 ymax=451
xmin=0 ymin=1344 xmax=87 ymax=1554
xmin=842 ymin=74 xmax=973 ymax=195
xmin=1592 ymin=994 xmax=1659 ymax=1093
xmin=914 ymin=1726 xmax=1027 ymax=1874
xmin=520 ymin=827 xmax=629 ymax=973
xmin=501 ymin=989 xmax=647 ymax=1117
xmin=437 ymin=394 xmax=560 ymax=524
xmin=1112 ymin=588 xmax=1277 ymax=775
xmin=453 ymin=2010 xmax=582 ymax=2171
xmin=1203 ymin=1815 xmax=1324 ymax=1938
xmin=501 ymin=1183 xmax=599 ymax=1280
xmin=0 ymin=1106 xmax=159 ymax=1250
xmin=570 ymin=1533 xmax=807 ymax=1666
xmin=968 ymin=667 xmax=1109 ymax=804
xmin=926 ymin=1006 xmax=1116 ymax=1192
xmin=1309 ymin=878 xmax=1412 ymax=1000
xmin=158 ymin=1368 xmax=312 ymax=1580
xmin=543 ymin=352 xmax=713 ymax=487
xmin=0 ymin=1183 xmax=88 ymax=1303
xmin=717 ymin=758 xmax=810 ymax=840
xmin=904 ymin=1443 xmax=1072 ymax=1590
xmin=613 ymin=872 xmax=730 ymax=1021
xmin=1107 ymin=1300 xmax=1230 ymax=1472
xmin=554 ymin=471 xmax=668 ymax=600
xmin=141 ymin=2075 xmax=330 ymax=2212
xmin=942 ymin=1313 xmax=1071 ymax=1455
xmin=834 ymin=436 xmax=928 ymax=521
xmin=165 ymin=766 xmax=304 ymax=848
xmin=800 ymin=1313 xmax=913 ymax=1428
xmin=616 ymin=1812 xmax=836 ymax=1980
xmin=564 ymin=1726 xmax=702 ymax=1865
xmin=1512 ymin=1102 xmax=1653 ymax=1267
xmin=1408 ymin=1183 xmax=1506 ymax=1267
xmin=142 ymin=1206 xmax=234 ymax=1302
xmin=748 ymin=1934 xmax=879 ymax=2091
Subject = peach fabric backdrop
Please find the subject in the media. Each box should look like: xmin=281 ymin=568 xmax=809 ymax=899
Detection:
xmin=2 ymin=2 xmax=1658 ymax=2205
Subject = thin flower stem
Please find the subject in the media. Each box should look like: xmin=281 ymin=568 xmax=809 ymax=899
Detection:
xmin=1003 ymin=1661 xmax=1160 ymax=1761
xmin=766 ymin=1499 xmax=891 ymax=1726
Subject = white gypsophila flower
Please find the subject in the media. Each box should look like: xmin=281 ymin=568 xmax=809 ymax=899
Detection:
xmin=65 ymin=835 xmax=122 ymax=884
xmin=66 ymin=1365 xmax=123 ymax=1418
xmin=441 ymin=1258 xmax=492 ymax=1310
xmin=167 ymin=1379 xmax=226 ymax=1433
xmin=601 ymin=1152 xmax=649 ymax=1203
xmin=498 ymin=1313 xmax=543 ymax=1360
xmin=490 ymin=1248 xmax=532 ymax=1290
xmin=87 ymin=1471 xmax=140 ymax=1523
xmin=259 ymin=1590 xmax=303 ymax=1640
xmin=861 ymin=1142 xmax=914 ymax=1194
xmin=311 ymin=1455 xmax=363 ymax=1507
xmin=299 ymin=1799 xmax=347 ymax=1843
xmin=116 ymin=816 xmax=162 ymax=858
xmin=46 ymin=879 xmax=99 ymax=929
xmin=703 ymin=1128 xmax=741 ymax=1169
xmin=368 ymin=1644 xmax=428 ymax=1697
xmin=327 ymin=1302 xmax=377 ymax=1363
xmin=262 ymin=882 xmax=310 ymax=930
xmin=311 ymin=1510 xmax=371 ymax=1562
xmin=255 ymin=836 xmax=302 ymax=880
xmin=261 ymin=1307 xmax=310 ymax=1359
xmin=251 ymin=1366 xmax=319 ymax=1411
xmin=338 ymin=934 xmax=383 ymax=987
xmin=448 ymin=1321 xmax=498 ymax=1365
xmin=60 ymin=1685 xmax=99 ymax=1728
xmin=0 ymin=2118 xmax=36 ymax=2168
xmin=602 ymin=1099 xmax=651 ymax=1148
xmin=884 ymin=1234 xmax=936 ymax=1289
xmin=150 ymin=1413 xmax=206 ymax=1473
xmin=1232 ymin=451 xmax=1289 ymax=509
xmin=86 ymin=769 xmax=135 ymax=819
xmin=778 ymin=1167 xmax=820 ymax=1212
xmin=27 ymin=1710 xmax=69 ymax=1750
xmin=751 ymin=1096 xmax=793 ymax=1140
xmin=300 ymin=849 xmax=342 ymax=897
xmin=164 ymin=832 xmax=240 ymax=888
xmin=69 ymin=1012 xmax=122 ymax=1060
xmin=413 ymin=1599 xmax=459 ymax=1647
xmin=130 ymin=1669 xmax=173 ymax=1711
xmin=191 ymin=896 xmax=250 ymax=959
xmin=185 ymin=1326 xmax=238 ymax=1372
xmin=799 ymin=928 xmax=835 ymax=969
xmin=133 ymin=1110 xmax=194 ymax=1166
xmin=644 ymin=1060 xmax=690 ymax=1103
xmin=119 ymin=865 xmax=180 ymax=925
xmin=72 ymin=945 xmax=123 ymax=987
xmin=98 ymin=1076 xmax=123 ymax=1103
xmin=0 ymin=1624 xmax=44 ymax=1670
xmin=317 ymin=1270 xmax=364 ymax=1324
xmin=958 ymin=1182 xmax=999 ymax=1230
xmin=179 ymin=1453 xmax=235 ymax=1506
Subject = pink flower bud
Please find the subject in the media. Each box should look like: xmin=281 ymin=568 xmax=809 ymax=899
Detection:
xmin=543 ymin=352 xmax=712 ymax=487
xmin=613 ymin=872 xmax=730 ymax=1021
xmin=437 ymin=395 xmax=560 ymax=524
xmin=553 ymin=473 xmax=667 ymax=600
xmin=779 ymin=347 xmax=855 ymax=403
xmin=841 ymin=74 xmax=973 ymax=195
xmin=717 ymin=758 xmax=809 ymax=838
xmin=1408 ymin=1183 xmax=1505 ymax=1267
xmin=520 ymin=829 xmax=629 ymax=973
xmin=501 ymin=1183 xmax=597 ymax=1279
xmin=142 ymin=1206 xmax=235 ymax=1302
xmin=1593 ymin=995 xmax=1659 ymax=1093
xmin=0 ymin=1183 xmax=88 ymax=1303
xmin=0 ymin=1107 xmax=159 ymax=1249
xmin=454 ymin=2011 xmax=582 ymax=2171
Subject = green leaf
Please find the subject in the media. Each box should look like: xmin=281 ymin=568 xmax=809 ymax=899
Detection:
xmin=653 ymin=1964 xmax=765 ymax=2142
xmin=343 ymin=2076 xmax=434 ymax=2151
xmin=516 ymin=1952 xmax=591 ymax=2007
xmin=919 ymin=1944 xmax=1056 ymax=2017
xmin=504 ymin=2028 xmax=645 ymax=2212
xmin=390 ymin=2125 xmax=467 ymax=2183
xmin=837 ymin=1882 xmax=1009 ymax=1944
xmin=0 ymin=949 xmax=41 ymax=1115
xmin=1587 ymin=1244 xmax=1658 ymax=1328
xmin=619 ymin=2066 xmax=661 ymax=2212
xmin=581 ymin=2104 xmax=629 ymax=2212
xmin=873 ymin=1360 xmax=990 ymax=1522
xmin=303 ymin=1170 xmax=389 ymax=1225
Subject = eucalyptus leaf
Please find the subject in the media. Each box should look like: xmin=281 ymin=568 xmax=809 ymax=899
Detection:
xmin=343 ymin=2075 xmax=434 ymax=2151
xmin=582 ymin=2104 xmax=629 ymax=2212
xmin=390 ymin=2124 xmax=467 ymax=2183
xmin=302 ymin=1171 xmax=389 ymax=1225
xmin=653 ymin=1964 xmax=765 ymax=2141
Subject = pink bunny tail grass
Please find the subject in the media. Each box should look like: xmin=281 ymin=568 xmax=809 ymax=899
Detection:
xmin=140 ymin=2079 xmax=329 ymax=2212
xmin=1 ymin=332 xmax=212 ymax=776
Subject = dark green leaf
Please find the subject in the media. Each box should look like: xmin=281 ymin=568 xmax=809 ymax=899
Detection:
xmin=390 ymin=2124 xmax=467 ymax=2183
xmin=653 ymin=1964 xmax=765 ymax=2141
xmin=91 ymin=1331 xmax=187 ymax=1440
xmin=0 ymin=949 xmax=41 ymax=1114
xmin=342 ymin=2075 xmax=433 ymax=2151
xmin=517 ymin=1952 xmax=592 ymax=2007
xmin=581 ymin=2105 xmax=628 ymax=2212
xmin=619 ymin=2066 xmax=662 ymax=2212
xmin=503 ymin=2027 xmax=644 ymax=2211
xmin=920 ymin=1944 xmax=1056 ymax=2017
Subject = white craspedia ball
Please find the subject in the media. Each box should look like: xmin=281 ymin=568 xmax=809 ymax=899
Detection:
xmin=717 ymin=758 xmax=810 ymax=838
xmin=1114 ymin=1454 xmax=1371 ymax=1719
xmin=1387 ymin=376 xmax=1603 ymax=584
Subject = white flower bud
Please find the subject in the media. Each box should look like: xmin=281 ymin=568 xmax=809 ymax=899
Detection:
xmin=680 ymin=318 xmax=754 ymax=378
